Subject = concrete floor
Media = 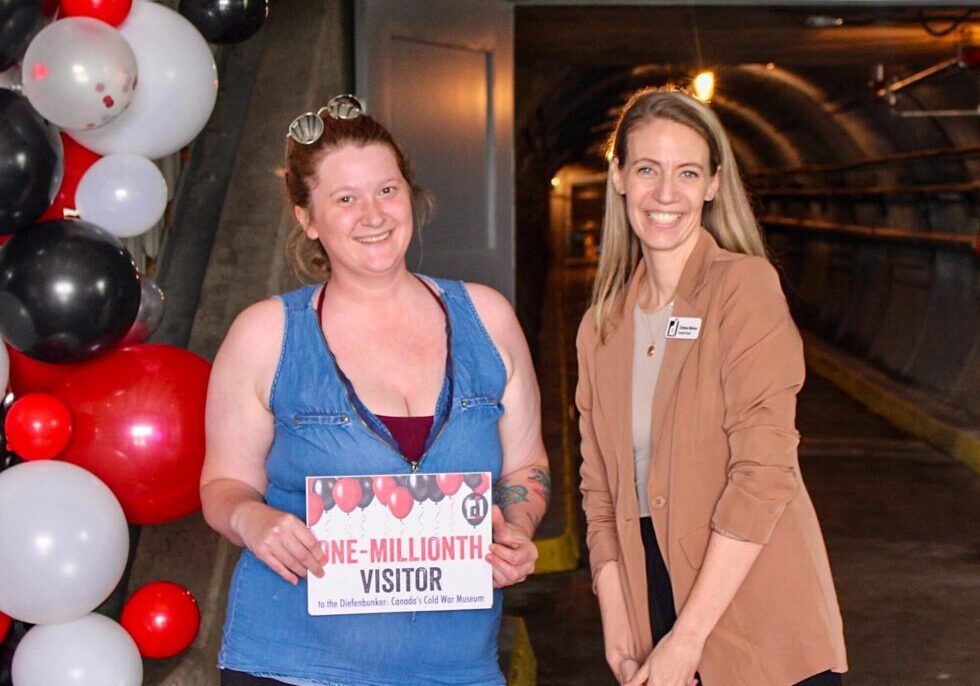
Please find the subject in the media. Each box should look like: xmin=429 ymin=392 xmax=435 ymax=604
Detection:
xmin=504 ymin=263 xmax=980 ymax=686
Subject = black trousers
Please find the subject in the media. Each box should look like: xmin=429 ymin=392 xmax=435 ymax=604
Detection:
xmin=639 ymin=517 xmax=842 ymax=686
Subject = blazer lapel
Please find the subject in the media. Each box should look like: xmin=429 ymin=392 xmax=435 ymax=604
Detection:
xmin=593 ymin=269 xmax=645 ymax=509
xmin=649 ymin=230 xmax=717 ymax=459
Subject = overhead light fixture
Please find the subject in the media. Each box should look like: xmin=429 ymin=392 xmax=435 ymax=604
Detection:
xmin=692 ymin=71 xmax=715 ymax=103
xmin=805 ymin=15 xmax=844 ymax=28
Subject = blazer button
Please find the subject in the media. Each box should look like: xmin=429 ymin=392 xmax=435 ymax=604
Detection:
xmin=652 ymin=495 xmax=667 ymax=509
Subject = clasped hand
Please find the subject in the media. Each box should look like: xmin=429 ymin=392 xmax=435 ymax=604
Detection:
xmin=486 ymin=505 xmax=537 ymax=588
xmin=622 ymin=630 xmax=703 ymax=686
xmin=235 ymin=501 xmax=324 ymax=585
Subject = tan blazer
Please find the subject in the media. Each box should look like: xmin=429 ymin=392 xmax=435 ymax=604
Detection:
xmin=577 ymin=230 xmax=847 ymax=685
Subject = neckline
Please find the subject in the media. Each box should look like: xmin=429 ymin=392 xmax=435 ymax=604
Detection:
xmin=311 ymin=275 xmax=454 ymax=462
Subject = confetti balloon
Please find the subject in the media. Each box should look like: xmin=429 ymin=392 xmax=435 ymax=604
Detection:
xmin=22 ymin=16 xmax=137 ymax=130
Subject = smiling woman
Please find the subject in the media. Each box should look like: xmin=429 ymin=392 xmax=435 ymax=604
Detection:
xmin=199 ymin=95 xmax=551 ymax=686
xmin=577 ymin=88 xmax=847 ymax=686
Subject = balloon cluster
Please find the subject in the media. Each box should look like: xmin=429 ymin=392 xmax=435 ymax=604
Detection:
xmin=1 ymin=0 xmax=269 ymax=237
xmin=307 ymin=472 xmax=491 ymax=525
xmin=0 ymin=0 xmax=267 ymax=679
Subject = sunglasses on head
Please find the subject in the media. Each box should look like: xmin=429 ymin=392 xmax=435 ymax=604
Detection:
xmin=286 ymin=94 xmax=364 ymax=145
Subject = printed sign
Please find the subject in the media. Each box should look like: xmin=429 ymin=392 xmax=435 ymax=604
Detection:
xmin=306 ymin=472 xmax=493 ymax=616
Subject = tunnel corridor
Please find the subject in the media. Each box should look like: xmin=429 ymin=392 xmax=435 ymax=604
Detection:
xmin=2 ymin=3 xmax=975 ymax=685
xmin=514 ymin=5 xmax=979 ymax=432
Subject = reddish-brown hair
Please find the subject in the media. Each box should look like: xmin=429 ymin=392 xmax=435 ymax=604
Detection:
xmin=282 ymin=112 xmax=433 ymax=282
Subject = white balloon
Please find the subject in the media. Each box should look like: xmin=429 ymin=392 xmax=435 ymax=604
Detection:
xmin=22 ymin=17 xmax=137 ymax=130
xmin=67 ymin=0 xmax=218 ymax=159
xmin=0 ymin=341 xmax=7 ymax=391
xmin=76 ymin=153 xmax=168 ymax=237
xmin=12 ymin=613 xmax=142 ymax=686
xmin=0 ymin=461 xmax=129 ymax=625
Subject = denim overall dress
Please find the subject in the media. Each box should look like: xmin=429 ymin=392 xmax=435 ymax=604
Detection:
xmin=218 ymin=277 xmax=506 ymax=686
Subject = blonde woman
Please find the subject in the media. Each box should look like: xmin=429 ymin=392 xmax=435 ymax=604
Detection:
xmin=576 ymin=88 xmax=847 ymax=686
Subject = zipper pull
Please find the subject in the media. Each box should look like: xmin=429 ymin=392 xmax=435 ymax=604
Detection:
xmin=410 ymin=460 xmax=419 ymax=473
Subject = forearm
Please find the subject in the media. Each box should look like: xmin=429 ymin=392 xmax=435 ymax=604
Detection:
xmin=596 ymin=561 xmax=635 ymax=646
xmin=492 ymin=459 xmax=550 ymax=538
xmin=200 ymin=477 xmax=266 ymax=547
xmin=672 ymin=532 xmax=763 ymax=643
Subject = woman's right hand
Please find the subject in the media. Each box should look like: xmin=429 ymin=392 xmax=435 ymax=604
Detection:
xmin=233 ymin=501 xmax=325 ymax=585
xmin=594 ymin=562 xmax=641 ymax=683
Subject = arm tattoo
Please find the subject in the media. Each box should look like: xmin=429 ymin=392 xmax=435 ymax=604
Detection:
xmin=493 ymin=482 xmax=529 ymax=509
xmin=528 ymin=467 xmax=551 ymax=504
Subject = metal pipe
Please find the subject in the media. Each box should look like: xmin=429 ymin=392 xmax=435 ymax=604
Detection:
xmin=760 ymin=215 xmax=979 ymax=251
xmin=747 ymin=143 xmax=980 ymax=179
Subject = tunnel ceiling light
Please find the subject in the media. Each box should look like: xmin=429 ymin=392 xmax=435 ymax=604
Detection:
xmin=692 ymin=71 xmax=715 ymax=103
xmin=805 ymin=15 xmax=844 ymax=28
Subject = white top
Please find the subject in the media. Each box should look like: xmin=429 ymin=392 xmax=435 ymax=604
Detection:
xmin=631 ymin=300 xmax=673 ymax=517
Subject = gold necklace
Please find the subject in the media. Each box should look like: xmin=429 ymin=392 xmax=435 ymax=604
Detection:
xmin=639 ymin=300 xmax=673 ymax=358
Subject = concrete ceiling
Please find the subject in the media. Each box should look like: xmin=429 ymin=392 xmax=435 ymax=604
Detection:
xmin=515 ymin=6 xmax=973 ymax=68
xmin=514 ymin=5 xmax=978 ymax=174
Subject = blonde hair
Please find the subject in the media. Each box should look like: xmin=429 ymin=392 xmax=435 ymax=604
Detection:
xmin=281 ymin=109 xmax=433 ymax=283
xmin=590 ymin=87 xmax=765 ymax=338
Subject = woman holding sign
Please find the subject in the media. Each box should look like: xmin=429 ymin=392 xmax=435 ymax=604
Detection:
xmin=201 ymin=95 xmax=549 ymax=686
xmin=576 ymin=88 xmax=847 ymax=686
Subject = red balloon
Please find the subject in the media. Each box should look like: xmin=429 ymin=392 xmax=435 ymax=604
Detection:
xmin=38 ymin=134 xmax=101 ymax=221
xmin=0 ymin=612 xmax=10 ymax=643
xmin=372 ymin=475 xmax=396 ymax=506
xmin=332 ymin=477 xmax=362 ymax=514
xmin=473 ymin=473 xmax=490 ymax=495
xmin=307 ymin=490 xmax=324 ymax=526
xmin=120 ymin=581 xmax=200 ymax=658
xmin=55 ymin=344 xmax=211 ymax=524
xmin=59 ymin=0 xmax=133 ymax=26
xmin=436 ymin=472 xmax=464 ymax=497
xmin=388 ymin=486 xmax=414 ymax=520
xmin=6 ymin=344 xmax=85 ymax=394
xmin=4 ymin=392 xmax=73 ymax=460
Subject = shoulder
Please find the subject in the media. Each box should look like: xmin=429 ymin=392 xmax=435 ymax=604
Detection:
xmin=215 ymin=297 xmax=285 ymax=368
xmin=462 ymin=282 xmax=519 ymax=335
xmin=705 ymin=253 xmax=785 ymax=307
xmin=462 ymin=282 xmax=527 ymax=377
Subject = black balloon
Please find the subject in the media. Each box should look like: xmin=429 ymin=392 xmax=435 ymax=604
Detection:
xmin=408 ymin=474 xmax=432 ymax=502
xmin=0 ymin=220 xmax=141 ymax=362
xmin=463 ymin=472 xmax=483 ymax=489
xmin=320 ymin=477 xmax=337 ymax=512
xmin=427 ymin=478 xmax=446 ymax=503
xmin=0 ymin=0 xmax=55 ymax=71
xmin=0 ymin=89 xmax=63 ymax=235
xmin=357 ymin=477 xmax=374 ymax=509
xmin=178 ymin=0 xmax=268 ymax=44
xmin=0 ymin=392 xmax=18 ymax=474
xmin=120 ymin=275 xmax=166 ymax=345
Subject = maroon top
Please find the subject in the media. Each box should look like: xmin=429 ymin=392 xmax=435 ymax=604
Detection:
xmin=376 ymin=415 xmax=434 ymax=464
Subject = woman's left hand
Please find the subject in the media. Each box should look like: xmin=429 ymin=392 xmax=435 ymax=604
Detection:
xmin=486 ymin=505 xmax=538 ymax=588
xmin=624 ymin=630 xmax=703 ymax=686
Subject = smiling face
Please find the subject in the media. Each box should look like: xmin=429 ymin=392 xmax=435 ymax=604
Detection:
xmin=294 ymin=142 xmax=414 ymax=280
xmin=611 ymin=117 xmax=720 ymax=262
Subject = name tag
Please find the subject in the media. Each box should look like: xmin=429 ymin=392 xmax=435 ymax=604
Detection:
xmin=665 ymin=317 xmax=702 ymax=340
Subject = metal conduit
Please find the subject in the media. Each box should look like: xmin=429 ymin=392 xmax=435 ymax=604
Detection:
xmin=760 ymin=215 xmax=980 ymax=251
xmin=748 ymin=143 xmax=980 ymax=178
